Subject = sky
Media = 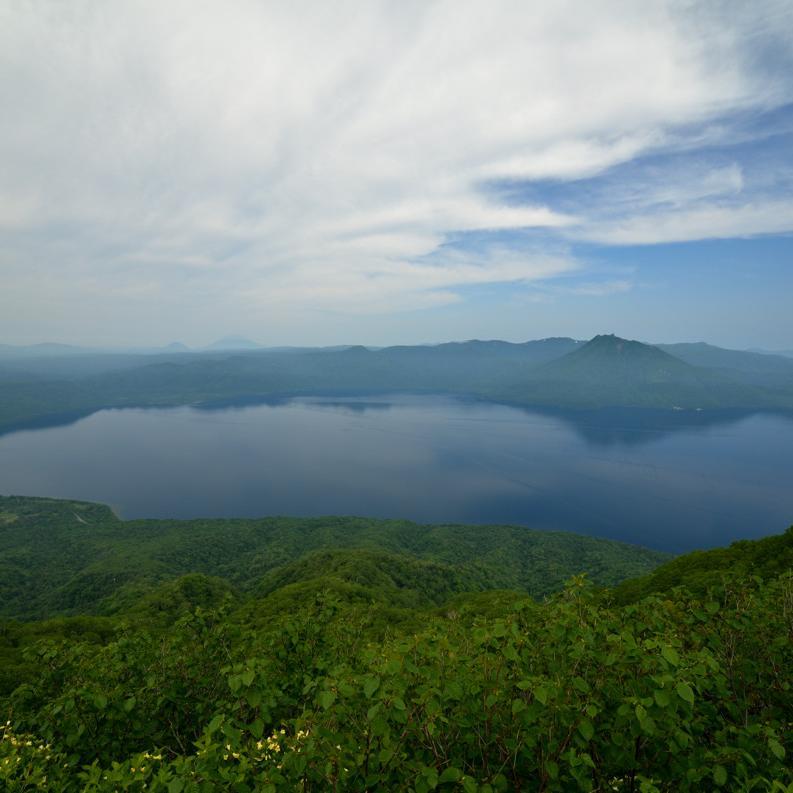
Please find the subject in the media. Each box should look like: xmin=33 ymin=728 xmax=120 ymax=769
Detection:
xmin=1 ymin=0 xmax=792 ymax=349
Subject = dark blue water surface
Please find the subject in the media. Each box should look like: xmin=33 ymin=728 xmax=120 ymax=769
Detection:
xmin=1 ymin=395 xmax=792 ymax=552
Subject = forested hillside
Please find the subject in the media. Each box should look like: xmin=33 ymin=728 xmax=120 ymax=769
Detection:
xmin=0 ymin=496 xmax=667 ymax=620
xmin=1 ymin=497 xmax=790 ymax=791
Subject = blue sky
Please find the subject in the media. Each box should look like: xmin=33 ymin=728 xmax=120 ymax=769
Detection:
xmin=1 ymin=1 xmax=792 ymax=349
xmin=426 ymin=111 xmax=793 ymax=348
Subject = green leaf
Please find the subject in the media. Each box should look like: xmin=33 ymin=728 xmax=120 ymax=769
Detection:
xmin=363 ymin=676 xmax=380 ymax=699
xmin=769 ymin=738 xmax=785 ymax=760
xmin=168 ymin=781 xmax=184 ymax=793
xmin=379 ymin=747 xmax=394 ymax=763
xmin=241 ymin=669 xmax=255 ymax=687
xmin=573 ymin=676 xmax=589 ymax=693
xmin=578 ymin=719 xmax=594 ymax=741
xmin=661 ymin=645 xmax=679 ymax=667
xmin=511 ymin=699 xmax=526 ymax=715
xmin=445 ymin=681 xmax=463 ymax=699
xmin=534 ymin=686 xmax=549 ymax=705
xmin=318 ymin=690 xmax=336 ymax=709
xmin=424 ymin=768 xmax=439 ymax=788
xmin=504 ymin=644 xmax=519 ymax=662
xmin=713 ymin=765 xmax=727 ymax=787
xmin=654 ymin=689 xmax=670 ymax=708
xmin=439 ymin=767 xmax=462 ymax=783
xmin=676 ymin=682 xmax=695 ymax=704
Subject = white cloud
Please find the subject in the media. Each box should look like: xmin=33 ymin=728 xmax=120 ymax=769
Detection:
xmin=582 ymin=200 xmax=793 ymax=246
xmin=0 ymin=0 xmax=792 ymax=343
xmin=605 ymin=163 xmax=746 ymax=212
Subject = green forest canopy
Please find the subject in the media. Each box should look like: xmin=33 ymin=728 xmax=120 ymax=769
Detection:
xmin=0 ymin=495 xmax=668 ymax=621
xmin=0 ymin=496 xmax=791 ymax=791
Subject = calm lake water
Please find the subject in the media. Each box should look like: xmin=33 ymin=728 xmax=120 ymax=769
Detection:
xmin=1 ymin=394 xmax=792 ymax=552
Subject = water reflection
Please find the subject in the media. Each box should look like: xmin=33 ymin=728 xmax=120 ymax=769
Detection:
xmin=529 ymin=406 xmax=768 ymax=447
xmin=0 ymin=394 xmax=791 ymax=552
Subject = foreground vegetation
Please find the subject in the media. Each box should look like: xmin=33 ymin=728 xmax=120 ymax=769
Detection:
xmin=0 ymin=497 xmax=790 ymax=791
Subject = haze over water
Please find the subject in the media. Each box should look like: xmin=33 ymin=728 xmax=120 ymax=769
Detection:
xmin=1 ymin=394 xmax=792 ymax=553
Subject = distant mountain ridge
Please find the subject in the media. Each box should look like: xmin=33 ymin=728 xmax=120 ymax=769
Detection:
xmin=1 ymin=333 xmax=793 ymax=431
xmin=748 ymin=347 xmax=793 ymax=359
xmin=659 ymin=342 xmax=793 ymax=374
xmin=0 ymin=342 xmax=92 ymax=357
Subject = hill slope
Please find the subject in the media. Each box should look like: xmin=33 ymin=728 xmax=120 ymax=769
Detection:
xmin=0 ymin=508 xmax=790 ymax=790
xmin=611 ymin=524 xmax=793 ymax=603
xmin=658 ymin=342 xmax=793 ymax=375
xmin=0 ymin=495 xmax=668 ymax=620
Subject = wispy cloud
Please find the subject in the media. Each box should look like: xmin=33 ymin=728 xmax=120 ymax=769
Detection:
xmin=566 ymin=279 xmax=634 ymax=297
xmin=580 ymin=199 xmax=793 ymax=246
xmin=0 ymin=1 xmax=792 ymax=343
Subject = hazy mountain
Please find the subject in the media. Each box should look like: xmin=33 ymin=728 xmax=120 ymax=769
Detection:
xmin=492 ymin=334 xmax=793 ymax=410
xmin=489 ymin=334 xmax=705 ymax=409
xmin=0 ymin=342 xmax=95 ymax=357
xmin=659 ymin=342 xmax=793 ymax=374
xmin=0 ymin=341 xmax=192 ymax=359
xmin=419 ymin=337 xmax=581 ymax=359
xmin=543 ymin=334 xmax=693 ymax=382
xmin=374 ymin=337 xmax=582 ymax=377
xmin=1 ymin=333 xmax=792 ymax=432
xmin=747 ymin=347 xmax=793 ymax=359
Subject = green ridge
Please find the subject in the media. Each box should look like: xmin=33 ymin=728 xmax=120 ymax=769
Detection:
xmin=0 ymin=495 xmax=667 ymax=620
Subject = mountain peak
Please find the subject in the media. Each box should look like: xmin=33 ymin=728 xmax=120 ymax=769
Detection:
xmin=540 ymin=334 xmax=693 ymax=387
xmin=581 ymin=334 xmax=675 ymax=358
xmin=588 ymin=333 xmax=635 ymax=347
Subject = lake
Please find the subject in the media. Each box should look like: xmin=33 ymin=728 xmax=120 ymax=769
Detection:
xmin=1 ymin=394 xmax=792 ymax=552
